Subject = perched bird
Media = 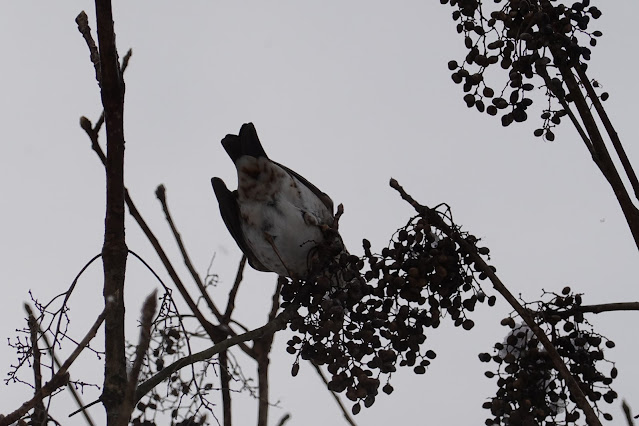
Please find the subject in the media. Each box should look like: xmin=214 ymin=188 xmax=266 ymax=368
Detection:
xmin=212 ymin=123 xmax=343 ymax=279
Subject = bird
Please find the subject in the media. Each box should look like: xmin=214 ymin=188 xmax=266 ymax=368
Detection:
xmin=211 ymin=123 xmax=344 ymax=280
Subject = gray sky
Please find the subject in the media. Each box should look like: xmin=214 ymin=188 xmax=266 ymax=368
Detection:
xmin=1 ymin=2 xmax=638 ymax=425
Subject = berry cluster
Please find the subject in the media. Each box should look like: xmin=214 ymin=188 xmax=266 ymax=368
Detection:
xmin=479 ymin=287 xmax=617 ymax=425
xmin=283 ymin=209 xmax=495 ymax=414
xmin=441 ymin=0 xmax=606 ymax=140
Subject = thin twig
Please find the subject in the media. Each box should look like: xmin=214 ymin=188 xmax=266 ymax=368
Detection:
xmin=155 ymin=184 xmax=223 ymax=320
xmin=389 ymin=178 xmax=603 ymax=426
xmin=27 ymin=306 xmax=47 ymax=425
xmin=621 ymin=399 xmax=636 ymax=426
xmin=310 ymin=361 xmax=357 ymax=426
xmin=0 ymin=307 xmax=108 ymax=426
xmin=75 ymin=11 xmax=100 ymax=84
xmin=31 ymin=312 xmax=97 ymax=426
xmin=50 ymin=254 xmax=102 ymax=374
xmin=223 ymin=256 xmax=247 ymax=323
xmin=219 ymin=256 xmax=247 ymax=426
xmin=622 ymin=400 xmax=636 ymax=426
xmin=276 ymin=414 xmax=291 ymax=426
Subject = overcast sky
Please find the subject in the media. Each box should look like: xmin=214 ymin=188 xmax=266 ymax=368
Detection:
xmin=1 ymin=2 xmax=638 ymax=425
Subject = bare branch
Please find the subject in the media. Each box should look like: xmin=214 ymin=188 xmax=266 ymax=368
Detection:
xmin=576 ymin=66 xmax=639 ymax=203
xmin=27 ymin=306 xmax=47 ymax=425
xmin=75 ymin=11 xmax=100 ymax=84
xmin=116 ymin=291 xmax=158 ymax=426
xmin=622 ymin=400 xmax=636 ymax=426
xmin=223 ymin=256 xmax=247 ymax=323
xmin=544 ymin=301 xmax=639 ymax=319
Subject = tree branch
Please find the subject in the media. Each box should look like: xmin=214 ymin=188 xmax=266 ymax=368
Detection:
xmin=255 ymin=277 xmax=284 ymax=426
xmin=155 ymin=185 xmax=223 ymax=320
xmin=543 ymin=301 xmax=639 ymax=319
xmin=310 ymin=361 xmax=358 ymax=426
xmin=622 ymin=400 xmax=635 ymax=426
xmin=27 ymin=307 xmax=47 ymax=425
xmin=576 ymin=66 xmax=639 ymax=202
xmin=116 ymin=291 xmax=157 ymax=426
xmin=390 ymin=178 xmax=603 ymax=426
xmin=91 ymin=1 xmax=129 ymax=423
xmin=75 ymin=11 xmax=100 ymax=84
xmin=554 ymin=58 xmax=639 ymax=252
xmin=223 ymin=256 xmax=247 ymax=323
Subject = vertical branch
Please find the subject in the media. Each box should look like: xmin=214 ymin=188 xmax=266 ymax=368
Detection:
xmin=220 ymin=256 xmax=247 ymax=426
xmin=27 ymin=309 xmax=47 ymax=425
xmin=622 ymin=400 xmax=635 ymax=426
xmin=554 ymin=59 xmax=639 ymax=251
xmin=575 ymin=66 xmax=639 ymax=201
xmin=218 ymin=351 xmax=232 ymax=426
xmin=92 ymin=1 xmax=128 ymax=423
xmin=255 ymin=278 xmax=284 ymax=426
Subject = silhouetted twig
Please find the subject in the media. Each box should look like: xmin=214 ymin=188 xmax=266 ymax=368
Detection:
xmin=155 ymin=184 xmax=223 ymax=320
xmin=0 ymin=306 xmax=108 ymax=426
xmin=310 ymin=362 xmax=357 ymax=426
xmin=27 ymin=307 xmax=47 ymax=425
xmin=622 ymin=400 xmax=636 ymax=426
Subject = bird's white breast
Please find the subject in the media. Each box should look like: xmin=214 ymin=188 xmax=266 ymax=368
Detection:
xmin=235 ymin=156 xmax=332 ymax=277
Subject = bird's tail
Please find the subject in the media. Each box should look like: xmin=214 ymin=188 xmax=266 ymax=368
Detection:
xmin=221 ymin=122 xmax=268 ymax=162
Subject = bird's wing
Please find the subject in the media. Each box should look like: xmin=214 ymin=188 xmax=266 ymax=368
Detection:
xmin=273 ymin=161 xmax=335 ymax=214
xmin=211 ymin=177 xmax=269 ymax=272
